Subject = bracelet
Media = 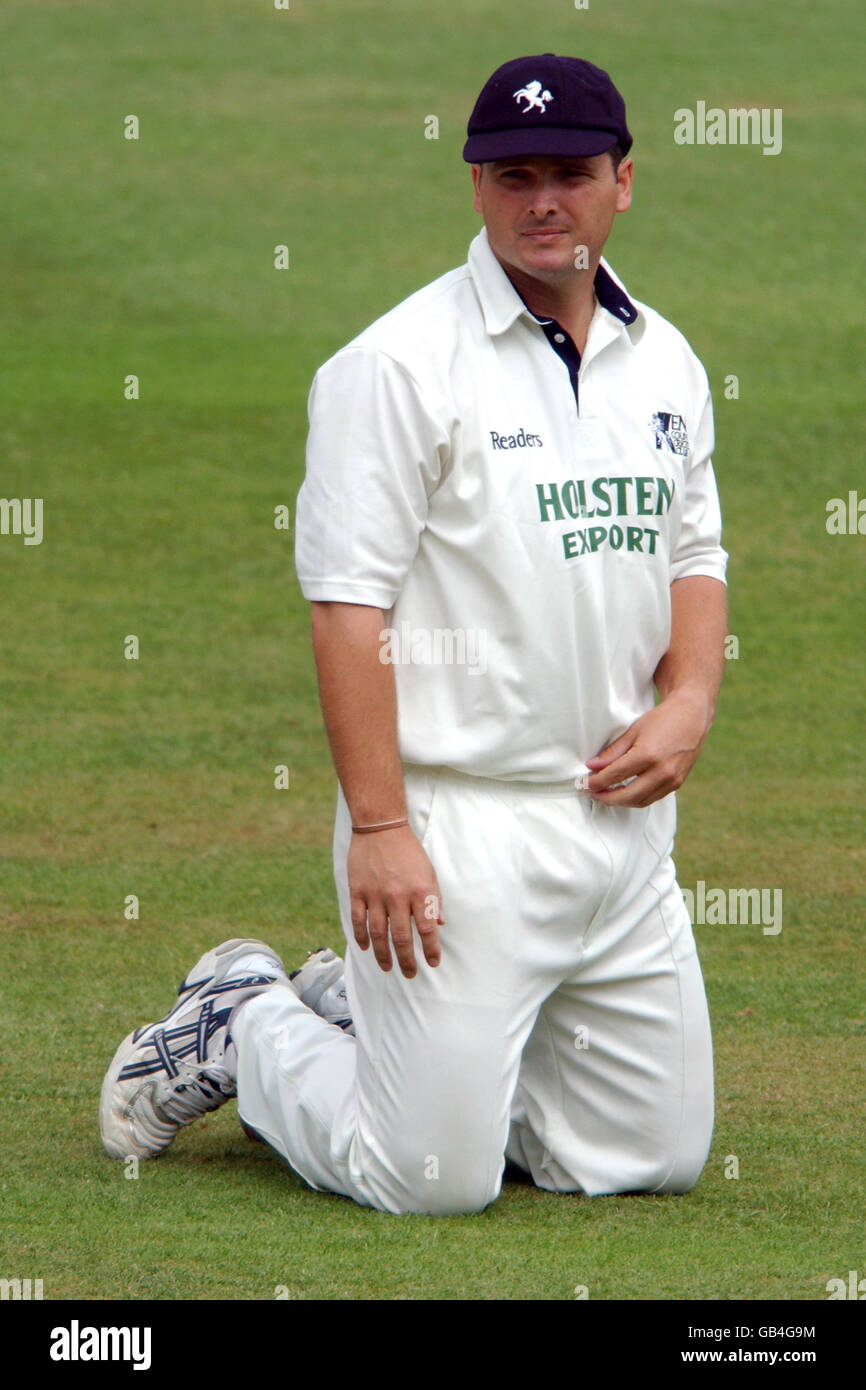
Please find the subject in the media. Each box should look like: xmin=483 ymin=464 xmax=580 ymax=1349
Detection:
xmin=351 ymin=818 xmax=410 ymax=835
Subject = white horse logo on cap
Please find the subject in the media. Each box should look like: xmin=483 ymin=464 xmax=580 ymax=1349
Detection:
xmin=513 ymin=80 xmax=554 ymax=114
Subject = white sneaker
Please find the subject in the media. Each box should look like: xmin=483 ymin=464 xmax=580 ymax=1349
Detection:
xmin=100 ymin=937 xmax=286 ymax=1159
xmin=289 ymin=947 xmax=355 ymax=1035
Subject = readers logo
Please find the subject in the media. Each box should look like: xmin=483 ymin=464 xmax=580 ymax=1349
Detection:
xmin=490 ymin=426 xmax=544 ymax=450
xmin=650 ymin=411 xmax=689 ymax=457
xmin=513 ymin=81 xmax=554 ymax=115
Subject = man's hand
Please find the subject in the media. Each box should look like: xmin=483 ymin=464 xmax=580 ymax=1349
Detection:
xmin=585 ymin=688 xmax=713 ymax=807
xmin=348 ymin=825 xmax=445 ymax=978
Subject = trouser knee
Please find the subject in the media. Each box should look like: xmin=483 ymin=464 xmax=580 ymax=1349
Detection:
xmin=375 ymin=1151 xmax=503 ymax=1216
xmin=652 ymin=1125 xmax=713 ymax=1195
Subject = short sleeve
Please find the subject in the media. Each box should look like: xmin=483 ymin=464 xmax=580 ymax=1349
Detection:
xmin=295 ymin=347 xmax=449 ymax=610
xmin=670 ymin=377 xmax=729 ymax=585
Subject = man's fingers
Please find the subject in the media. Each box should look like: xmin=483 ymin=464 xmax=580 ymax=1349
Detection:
xmin=591 ymin=774 xmax=657 ymax=807
xmin=383 ymin=900 xmax=418 ymax=978
xmin=348 ymin=834 xmax=445 ymax=977
xmin=586 ymin=729 xmax=636 ymax=770
xmin=591 ymin=761 xmax=683 ymax=807
xmin=366 ymin=904 xmax=394 ymax=973
xmin=413 ymin=890 xmax=442 ymax=969
xmin=587 ymin=746 xmax=648 ymax=793
xmin=587 ymin=700 xmax=709 ymax=804
xmin=352 ymin=892 xmax=444 ymax=976
xmin=350 ymin=895 xmax=370 ymax=952
xmin=352 ymin=896 xmax=415 ymax=976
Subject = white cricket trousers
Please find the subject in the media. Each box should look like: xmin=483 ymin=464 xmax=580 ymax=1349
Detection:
xmin=234 ymin=764 xmax=714 ymax=1215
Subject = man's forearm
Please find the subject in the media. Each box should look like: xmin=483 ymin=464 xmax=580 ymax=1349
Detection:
xmin=309 ymin=599 xmax=444 ymax=978
xmin=586 ymin=574 xmax=727 ymax=805
xmin=654 ymin=575 xmax=728 ymax=732
xmin=310 ymin=601 xmax=407 ymax=825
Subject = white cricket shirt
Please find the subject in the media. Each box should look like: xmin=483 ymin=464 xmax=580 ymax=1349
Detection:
xmin=295 ymin=226 xmax=728 ymax=782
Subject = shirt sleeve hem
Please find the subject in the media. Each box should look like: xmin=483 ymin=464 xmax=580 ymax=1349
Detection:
xmin=669 ymin=560 xmax=728 ymax=586
xmin=298 ymin=578 xmax=399 ymax=609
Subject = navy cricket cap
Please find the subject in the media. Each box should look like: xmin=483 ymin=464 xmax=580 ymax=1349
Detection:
xmin=463 ymin=54 xmax=632 ymax=163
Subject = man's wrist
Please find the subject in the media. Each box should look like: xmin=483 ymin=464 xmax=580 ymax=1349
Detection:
xmin=658 ymin=683 xmax=716 ymax=736
xmin=351 ymin=818 xmax=410 ymax=835
xmin=345 ymin=795 xmax=408 ymax=826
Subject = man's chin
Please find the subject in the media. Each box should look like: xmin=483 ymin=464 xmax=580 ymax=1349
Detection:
xmin=513 ymin=248 xmax=580 ymax=281
xmin=490 ymin=241 xmax=584 ymax=286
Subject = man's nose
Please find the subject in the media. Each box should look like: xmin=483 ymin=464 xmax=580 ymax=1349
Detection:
xmin=527 ymin=180 xmax=560 ymax=215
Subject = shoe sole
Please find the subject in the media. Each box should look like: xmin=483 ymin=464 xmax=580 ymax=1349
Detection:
xmin=100 ymin=1027 xmax=178 ymax=1159
xmin=99 ymin=937 xmax=286 ymax=1160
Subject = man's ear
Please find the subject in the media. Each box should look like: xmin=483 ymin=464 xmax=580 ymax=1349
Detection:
xmin=471 ymin=163 xmax=484 ymax=214
xmin=615 ymin=157 xmax=633 ymax=214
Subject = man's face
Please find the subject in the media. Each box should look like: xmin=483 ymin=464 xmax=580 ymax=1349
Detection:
xmin=471 ymin=153 xmax=633 ymax=285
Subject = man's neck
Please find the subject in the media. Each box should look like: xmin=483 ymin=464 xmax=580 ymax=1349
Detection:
xmin=496 ymin=256 xmax=598 ymax=356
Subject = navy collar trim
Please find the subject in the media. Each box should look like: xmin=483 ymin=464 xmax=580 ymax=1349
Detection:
xmin=520 ymin=264 xmax=637 ymax=333
xmin=593 ymin=263 xmax=638 ymax=325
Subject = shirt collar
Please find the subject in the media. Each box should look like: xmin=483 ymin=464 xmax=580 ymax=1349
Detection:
xmin=467 ymin=226 xmax=644 ymax=345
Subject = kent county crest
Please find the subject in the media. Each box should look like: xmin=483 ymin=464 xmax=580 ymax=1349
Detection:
xmin=650 ymin=411 xmax=689 ymax=456
xmin=513 ymin=81 xmax=554 ymax=114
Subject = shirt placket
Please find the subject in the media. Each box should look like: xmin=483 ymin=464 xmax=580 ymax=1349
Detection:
xmin=536 ymin=319 xmax=583 ymax=417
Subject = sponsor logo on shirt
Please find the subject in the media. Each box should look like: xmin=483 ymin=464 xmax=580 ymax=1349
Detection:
xmin=650 ymin=411 xmax=689 ymax=456
xmin=535 ymin=473 xmax=676 ymax=561
xmin=490 ymin=427 xmax=544 ymax=450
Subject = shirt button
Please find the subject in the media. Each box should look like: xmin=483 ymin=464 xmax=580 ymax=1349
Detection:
xmin=554 ymin=333 xmax=566 ymax=344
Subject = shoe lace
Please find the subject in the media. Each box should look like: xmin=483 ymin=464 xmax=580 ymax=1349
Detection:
xmin=157 ymin=1065 xmax=235 ymax=1124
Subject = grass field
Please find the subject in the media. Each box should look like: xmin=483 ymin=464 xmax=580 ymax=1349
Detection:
xmin=1 ymin=0 xmax=864 ymax=1301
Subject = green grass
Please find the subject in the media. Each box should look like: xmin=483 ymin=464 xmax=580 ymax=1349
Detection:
xmin=1 ymin=0 xmax=864 ymax=1300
